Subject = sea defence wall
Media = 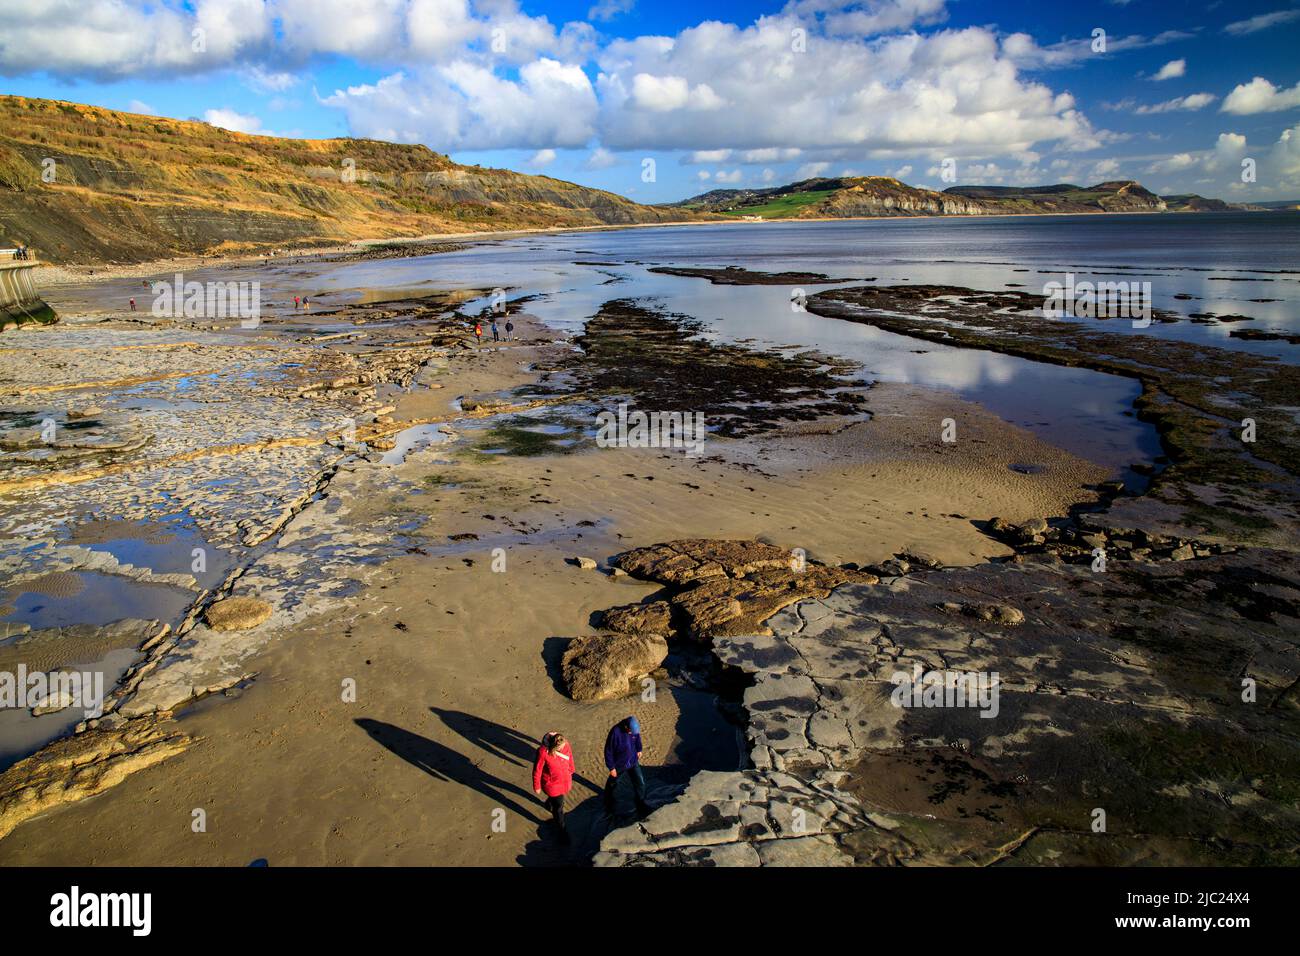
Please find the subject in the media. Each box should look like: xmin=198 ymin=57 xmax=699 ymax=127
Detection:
xmin=0 ymin=257 xmax=56 ymax=328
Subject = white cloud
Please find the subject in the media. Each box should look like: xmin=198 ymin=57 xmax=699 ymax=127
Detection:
xmin=713 ymin=169 xmax=743 ymax=184
xmin=796 ymin=161 xmax=831 ymax=179
xmin=588 ymin=0 xmax=634 ymax=23
xmin=204 ymin=107 xmax=265 ymax=133
xmin=1222 ymin=77 xmax=1300 ymax=115
xmin=892 ymin=164 xmax=913 ymax=178
xmin=244 ymin=65 xmax=298 ymax=92
xmin=527 ymin=148 xmax=556 ymax=168
xmin=584 ymin=146 xmax=619 ymax=169
xmin=687 ymin=149 xmax=732 ymax=163
xmin=1152 ymin=59 xmax=1185 ymax=81
xmin=1135 ymin=93 xmax=1216 ymax=114
xmin=1224 ymin=9 xmax=1300 ymax=36
xmin=320 ymin=58 xmax=598 ymax=150
xmin=0 ymin=0 xmax=272 ymax=79
xmin=1003 ymin=29 xmax=1190 ymax=71
xmin=1090 ymin=158 xmax=1120 ymax=178
xmin=127 ymin=99 xmax=157 ymax=115
xmin=629 ymin=73 xmax=724 ymax=112
xmin=1147 ymin=152 xmax=1197 ymax=174
xmin=739 ymin=147 xmax=802 ymax=163
xmin=1141 ymin=126 xmax=1300 ymax=198
xmin=597 ymin=20 xmax=1103 ymax=157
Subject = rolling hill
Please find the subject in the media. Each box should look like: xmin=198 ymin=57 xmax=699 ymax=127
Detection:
xmin=0 ymin=95 xmax=695 ymax=265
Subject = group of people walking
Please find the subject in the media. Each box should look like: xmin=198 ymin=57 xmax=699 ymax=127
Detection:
xmin=531 ymin=716 xmax=650 ymax=843
xmin=473 ymin=312 xmax=514 ymax=346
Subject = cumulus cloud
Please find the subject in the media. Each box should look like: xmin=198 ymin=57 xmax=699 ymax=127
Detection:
xmin=1152 ymin=59 xmax=1185 ymax=81
xmin=0 ymin=0 xmax=587 ymax=77
xmin=1135 ymin=93 xmax=1216 ymax=114
xmin=1221 ymin=77 xmax=1300 ymax=115
xmin=1143 ymin=125 xmax=1300 ymax=197
xmin=597 ymin=20 xmax=1103 ymax=157
xmin=319 ymin=58 xmax=597 ymax=150
xmin=0 ymin=0 xmax=272 ymax=80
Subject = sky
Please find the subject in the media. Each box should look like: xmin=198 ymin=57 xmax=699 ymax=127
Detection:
xmin=2 ymin=0 xmax=1299 ymax=202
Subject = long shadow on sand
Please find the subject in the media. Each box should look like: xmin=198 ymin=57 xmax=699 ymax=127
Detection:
xmin=354 ymin=717 xmax=543 ymax=823
xmin=430 ymin=707 xmax=538 ymax=768
xmin=356 ymin=715 xmax=608 ymax=866
xmin=431 ymin=707 xmax=604 ymax=796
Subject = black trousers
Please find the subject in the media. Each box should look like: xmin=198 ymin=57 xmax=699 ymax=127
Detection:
xmin=603 ymin=765 xmax=647 ymax=812
xmin=545 ymin=794 xmax=565 ymax=830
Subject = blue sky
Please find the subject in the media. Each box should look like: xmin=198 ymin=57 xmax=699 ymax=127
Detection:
xmin=2 ymin=0 xmax=1299 ymax=201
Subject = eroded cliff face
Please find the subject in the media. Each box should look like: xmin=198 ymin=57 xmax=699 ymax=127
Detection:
xmin=811 ymin=179 xmax=995 ymax=218
xmin=0 ymin=96 xmax=692 ymax=264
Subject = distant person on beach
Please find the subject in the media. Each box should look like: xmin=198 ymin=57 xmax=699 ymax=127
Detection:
xmin=603 ymin=716 xmax=649 ymax=816
xmin=129 ymin=298 xmax=136 ymax=311
xmin=474 ymin=322 xmax=483 ymax=346
xmin=294 ymin=296 xmax=300 ymax=309
xmin=302 ymin=297 xmax=310 ymax=309
xmin=505 ymin=316 xmax=514 ymax=340
xmin=532 ymin=731 xmax=575 ymax=842
xmin=490 ymin=318 xmax=499 ymax=342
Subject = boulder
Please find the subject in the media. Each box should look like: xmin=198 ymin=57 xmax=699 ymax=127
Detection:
xmin=204 ymin=596 xmax=273 ymax=631
xmin=561 ymin=632 xmax=669 ymax=702
xmin=571 ymin=556 xmax=598 ymax=570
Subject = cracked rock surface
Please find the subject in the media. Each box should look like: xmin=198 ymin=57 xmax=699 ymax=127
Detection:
xmin=596 ymin=542 xmax=1300 ymax=866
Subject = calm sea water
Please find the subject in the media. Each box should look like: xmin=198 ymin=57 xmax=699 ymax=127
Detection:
xmin=301 ymin=212 xmax=1298 ymax=473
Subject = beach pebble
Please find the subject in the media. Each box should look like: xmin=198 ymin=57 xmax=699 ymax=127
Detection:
xmin=571 ymin=556 xmax=598 ymax=570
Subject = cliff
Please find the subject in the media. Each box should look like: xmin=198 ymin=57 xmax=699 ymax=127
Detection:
xmin=672 ymin=177 xmax=1185 ymax=219
xmin=0 ymin=95 xmax=694 ymax=265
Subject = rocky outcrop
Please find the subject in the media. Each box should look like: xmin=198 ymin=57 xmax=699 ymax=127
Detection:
xmin=611 ymin=539 xmax=875 ymax=640
xmin=0 ymin=717 xmax=192 ymax=841
xmin=602 ymin=601 xmax=673 ymax=634
xmin=561 ymin=632 xmax=669 ymax=702
xmin=596 ymin=537 xmax=1300 ymax=867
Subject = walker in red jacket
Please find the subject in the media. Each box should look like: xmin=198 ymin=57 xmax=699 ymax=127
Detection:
xmin=532 ymin=732 xmax=575 ymax=839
